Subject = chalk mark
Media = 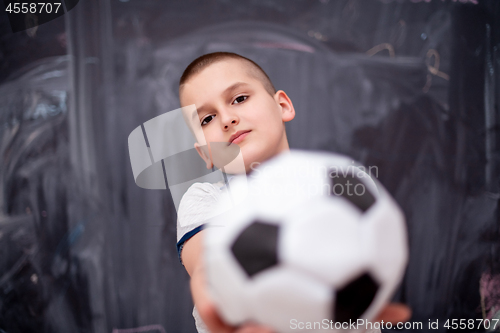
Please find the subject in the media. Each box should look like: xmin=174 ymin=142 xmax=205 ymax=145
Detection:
xmin=423 ymin=49 xmax=450 ymax=93
xmin=366 ymin=43 xmax=395 ymax=58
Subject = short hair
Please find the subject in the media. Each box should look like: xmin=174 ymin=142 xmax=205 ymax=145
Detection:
xmin=179 ymin=52 xmax=276 ymax=96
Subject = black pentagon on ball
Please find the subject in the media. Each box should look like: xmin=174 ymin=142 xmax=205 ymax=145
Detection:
xmin=329 ymin=172 xmax=376 ymax=212
xmin=333 ymin=272 xmax=379 ymax=323
xmin=230 ymin=220 xmax=279 ymax=278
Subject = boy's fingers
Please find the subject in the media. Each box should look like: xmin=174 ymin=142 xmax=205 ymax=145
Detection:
xmin=374 ymin=303 xmax=412 ymax=324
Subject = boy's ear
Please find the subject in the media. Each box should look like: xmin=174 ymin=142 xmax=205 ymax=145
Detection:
xmin=274 ymin=90 xmax=295 ymax=122
xmin=274 ymin=90 xmax=295 ymax=123
xmin=194 ymin=142 xmax=214 ymax=170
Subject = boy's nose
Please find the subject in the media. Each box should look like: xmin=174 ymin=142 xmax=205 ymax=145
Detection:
xmin=224 ymin=119 xmax=237 ymax=129
xmin=220 ymin=110 xmax=239 ymax=129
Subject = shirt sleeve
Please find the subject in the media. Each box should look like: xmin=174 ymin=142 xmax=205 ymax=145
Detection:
xmin=176 ymin=182 xmax=221 ymax=264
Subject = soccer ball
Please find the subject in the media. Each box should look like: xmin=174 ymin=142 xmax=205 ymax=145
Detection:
xmin=204 ymin=150 xmax=408 ymax=332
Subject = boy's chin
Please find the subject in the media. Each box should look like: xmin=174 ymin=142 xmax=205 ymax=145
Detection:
xmin=213 ymin=150 xmax=247 ymax=175
xmin=210 ymin=143 xmax=271 ymax=175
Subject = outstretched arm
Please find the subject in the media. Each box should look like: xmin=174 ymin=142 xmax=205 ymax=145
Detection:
xmin=182 ymin=230 xmax=274 ymax=333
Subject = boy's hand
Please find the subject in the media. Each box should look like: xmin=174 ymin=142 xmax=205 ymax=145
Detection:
xmin=183 ymin=231 xmax=275 ymax=333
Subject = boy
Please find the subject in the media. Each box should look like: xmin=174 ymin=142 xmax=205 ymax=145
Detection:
xmin=177 ymin=52 xmax=410 ymax=333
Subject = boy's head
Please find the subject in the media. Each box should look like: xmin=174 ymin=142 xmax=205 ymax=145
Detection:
xmin=179 ymin=52 xmax=295 ymax=174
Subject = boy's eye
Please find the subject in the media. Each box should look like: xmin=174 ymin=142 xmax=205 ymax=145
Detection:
xmin=232 ymin=95 xmax=248 ymax=104
xmin=201 ymin=115 xmax=214 ymax=126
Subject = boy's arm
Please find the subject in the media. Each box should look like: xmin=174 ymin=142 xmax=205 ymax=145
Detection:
xmin=181 ymin=230 xmax=274 ymax=333
xmin=182 ymin=231 xmax=231 ymax=333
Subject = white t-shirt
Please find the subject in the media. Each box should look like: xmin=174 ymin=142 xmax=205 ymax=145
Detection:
xmin=176 ymin=181 xmax=226 ymax=263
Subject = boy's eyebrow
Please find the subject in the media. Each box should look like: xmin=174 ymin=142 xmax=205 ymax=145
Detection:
xmin=192 ymin=82 xmax=251 ymax=120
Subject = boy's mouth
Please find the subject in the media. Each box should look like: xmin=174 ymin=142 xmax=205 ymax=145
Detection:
xmin=229 ymin=130 xmax=251 ymax=145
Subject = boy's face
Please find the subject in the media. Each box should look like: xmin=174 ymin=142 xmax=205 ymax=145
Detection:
xmin=180 ymin=59 xmax=295 ymax=173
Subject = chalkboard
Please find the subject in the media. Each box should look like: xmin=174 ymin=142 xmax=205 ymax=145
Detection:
xmin=0 ymin=1 xmax=499 ymax=332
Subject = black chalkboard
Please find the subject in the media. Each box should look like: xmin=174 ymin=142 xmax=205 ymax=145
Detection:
xmin=0 ymin=1 xmax=499 ymax=332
